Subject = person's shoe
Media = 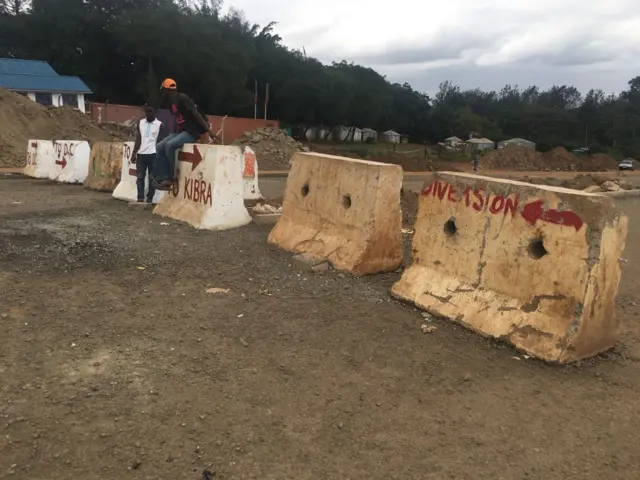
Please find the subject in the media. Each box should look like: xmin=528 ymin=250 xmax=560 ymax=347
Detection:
xmin=153 ymin=180 xmax=173 ymax=191
xmin=145 ymin=198 xmax=153 ymax=204
xmin=136 ymin=199 xmax=144 ymax=203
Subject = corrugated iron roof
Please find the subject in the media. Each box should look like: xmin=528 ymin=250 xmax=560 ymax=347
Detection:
xmin=0 ymin=73 xmax=92 ymax=93
xmin=0 ymin=58 xmax=58 ymax=76
xmin=467 ymin=137 xmax=493 ymax=144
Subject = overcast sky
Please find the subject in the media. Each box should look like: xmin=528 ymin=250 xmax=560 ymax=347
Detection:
xmin=226 ymin=0 xmax=640 ymax=95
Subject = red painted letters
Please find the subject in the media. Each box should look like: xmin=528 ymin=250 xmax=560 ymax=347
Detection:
xmin=54 ymin=142 xmax=73 ymax=169
xmin=183 ymin=177 xmax=212 ymax=206
xmin=423 ymin=180 xmax=516 ymax=217
xmin=422 ymin=180 xmax=583 ymax=230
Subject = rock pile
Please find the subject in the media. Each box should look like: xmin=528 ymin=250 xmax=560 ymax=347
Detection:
xmin=232 ymin=127 xmax=308 ymax=170
xmin=584 ymin=178 xmax=638 ymax=193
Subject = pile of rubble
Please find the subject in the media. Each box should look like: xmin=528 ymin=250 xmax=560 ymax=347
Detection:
xmin=481 ymin=144 xmax=618 ymax=172
xmin=583 ymin=178 xmax=638 ymax=193
xmin=232 ymin=127 xmax=308 ymax=170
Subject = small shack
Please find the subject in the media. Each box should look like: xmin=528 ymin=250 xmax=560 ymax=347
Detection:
xmin=466 ymin=137 xmax=495 ymax=151
xmin=498 ymin=138 xmax=536 ymax=150
xmin=362 ymin=128 xmax=377 ymax=142
xmin=381 ymin=130 xmax=401 ymax=144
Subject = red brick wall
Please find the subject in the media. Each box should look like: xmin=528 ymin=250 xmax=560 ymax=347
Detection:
xmin=88 ymin=102 xmax=279 ymax=144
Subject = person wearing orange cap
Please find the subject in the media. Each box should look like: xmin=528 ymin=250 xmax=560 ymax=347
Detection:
xmin=153 ymin=79 xmax=220 ymax=190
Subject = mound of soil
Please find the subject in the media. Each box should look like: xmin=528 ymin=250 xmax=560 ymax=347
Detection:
xmin=482 ymin=145 xmax=618 ymax=172
xmin=0 ymin=88 xmax=126 ymax=168
xmin=579 ymin=153 xmax=619 ymax=171
xmin=540 ymin=147 xmax=577 ymax=170
xmin=482 ymin=145 xmax=546 ymax=170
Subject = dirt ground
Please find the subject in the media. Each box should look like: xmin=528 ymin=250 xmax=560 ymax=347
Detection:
xmin=1 ymin=175 xmax=640 ymax=480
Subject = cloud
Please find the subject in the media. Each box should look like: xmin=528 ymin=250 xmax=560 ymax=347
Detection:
xmin=350 ymin=29 xmax=504 ymax=66
xmin=226 ymin=0 xmax=640 ymax=93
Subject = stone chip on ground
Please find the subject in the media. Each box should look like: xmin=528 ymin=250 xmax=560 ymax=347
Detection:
xmin=292 ymin=253 xmax=330 ymax=273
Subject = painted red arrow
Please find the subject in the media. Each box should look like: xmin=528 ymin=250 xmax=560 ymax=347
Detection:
xmin=521 ymin=200 xmax=584 ymax=232
xmin=178 ymin=145 xmax=203 ymax=169
xmin=30 ymin=141 xmax=37 ymax=149
xmin=55 ymin=157 xmax=67 ymax=169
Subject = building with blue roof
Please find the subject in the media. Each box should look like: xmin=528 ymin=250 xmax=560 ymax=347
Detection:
xmin=0 ymin=58 xmax=92 ymax=113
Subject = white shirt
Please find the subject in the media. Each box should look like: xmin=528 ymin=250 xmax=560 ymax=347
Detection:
xmin=137 ymin=118 xmax=163 ymax=155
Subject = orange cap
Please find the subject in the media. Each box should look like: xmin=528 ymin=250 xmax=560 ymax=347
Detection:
xmin=161 ymin=78 xmax=177 ymax=90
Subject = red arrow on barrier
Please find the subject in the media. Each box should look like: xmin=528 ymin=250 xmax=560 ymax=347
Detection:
xmin=178 ymin=145 xmax=203 ymax=169
xmin=520 ymin=200 xmax=584 ymax=232
xmin=55 ymin=157 xmax=67 ymax=169
xmin=30 ymin=141 xmax=37 ymax=149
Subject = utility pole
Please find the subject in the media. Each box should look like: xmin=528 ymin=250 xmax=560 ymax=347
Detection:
xmin=254 ymin=79 xmax=258 ymax=119
xmin=264 ymin=83 xmax=269 ymax=120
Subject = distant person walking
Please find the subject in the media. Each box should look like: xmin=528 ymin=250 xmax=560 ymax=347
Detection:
xmin=153 ymin=78 xmax=220 ymax=190
xmin=473 ymin=152 xmax=479 ymax=173
xmin=131 ymin=105 xmax=167 ymax=203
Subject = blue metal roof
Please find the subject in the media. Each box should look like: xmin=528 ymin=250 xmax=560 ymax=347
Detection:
xmin=0 ymin=58 xmax=58 ymax=76
xmin=0 ymin=58 xmax=91 ymax=93
xmin=0 ymin=74 xmax=92 ymax=93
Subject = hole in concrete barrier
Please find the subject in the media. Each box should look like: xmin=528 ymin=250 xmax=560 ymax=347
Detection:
xmin=301 ymin=183 xmax=310 ymax=197
xmin=528 ymin=238 xmax=548 ymax=259
xmin=342 ymin=195 xmax=352 ymax=209
xmin=444 ymin=218 xmax=457 ymax=236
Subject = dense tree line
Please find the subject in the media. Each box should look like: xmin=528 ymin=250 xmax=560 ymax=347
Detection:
xmin=1 ymin=0 xmax=639 ymax=156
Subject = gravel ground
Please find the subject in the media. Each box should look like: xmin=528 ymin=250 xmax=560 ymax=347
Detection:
xmin=1 ymin=174 xmax=640 ymax=480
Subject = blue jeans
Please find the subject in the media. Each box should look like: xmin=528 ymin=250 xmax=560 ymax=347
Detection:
xmin=153 ymin=131 xmax=198 ymax=182
xmin=136 ymin=153 xmax=156 ymax=201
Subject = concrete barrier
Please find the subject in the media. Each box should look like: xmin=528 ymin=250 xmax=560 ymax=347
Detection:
xmin=52 ymin=141 xmax=91 ymax=184
xmin=112 ymin=143 xmax=165 ymax=203
xmin=268 ymin=153 xmax=403 ymax=275
xmin=112 ymin=143 xmax=166 ymax=204
xmin=392 ymin=172 xmax=628 ymax=363
xmin=153 ymin=144 xmax=251 ymax=230
xmin=112 ymin=142 xmax=136 ymax=201
xmin=23 ymin=140 xmax=55 ymax=178
xmin=242 ymin=146 xmax=262 ymax=200
xmin=84 ymin=142 xmax=123 ymax=192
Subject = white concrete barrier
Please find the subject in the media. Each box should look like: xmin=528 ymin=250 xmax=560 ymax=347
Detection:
xmin=112 ymin=142 xmax=165 ymax=203
xmin=53 ymin=141 xmax=91 ymax=184
xmin=242 ymin=146 xmax=262 ymax=200
xmin=23 ymin=140 xmax=55 ymax=178
xmin=153 ymin=144 xmax=251 ymax=230
xmin=112 ymin=142 xmax=136 ymax=201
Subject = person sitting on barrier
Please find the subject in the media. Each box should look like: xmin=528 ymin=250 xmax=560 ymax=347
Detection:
xmin=132 ymin=105 xmax=167 ymax=203
xmin=153 ymin=78 xmax=220 ymax=190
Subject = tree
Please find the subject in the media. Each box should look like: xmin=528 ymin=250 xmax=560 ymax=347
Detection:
xmin=0 ymin=0 xmax=638 ymax=157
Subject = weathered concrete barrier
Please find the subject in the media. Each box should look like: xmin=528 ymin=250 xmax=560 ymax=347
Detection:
xmin=242 ymin=146 xmax=262 ymax=200
xmin=268 ymin=152 xmax=403 ymax=275
xmin=153 ymin=144 xmax=251 ymax=230
xmin=84 ymin=142 xmax=124 ymax=192
xmin=52 ymin=140 xmax=91 ymax=184
xmin=392 ymin=172 xmax=628 ymax=363
xmin=23 ymin=140 xmax=54 ymax=178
